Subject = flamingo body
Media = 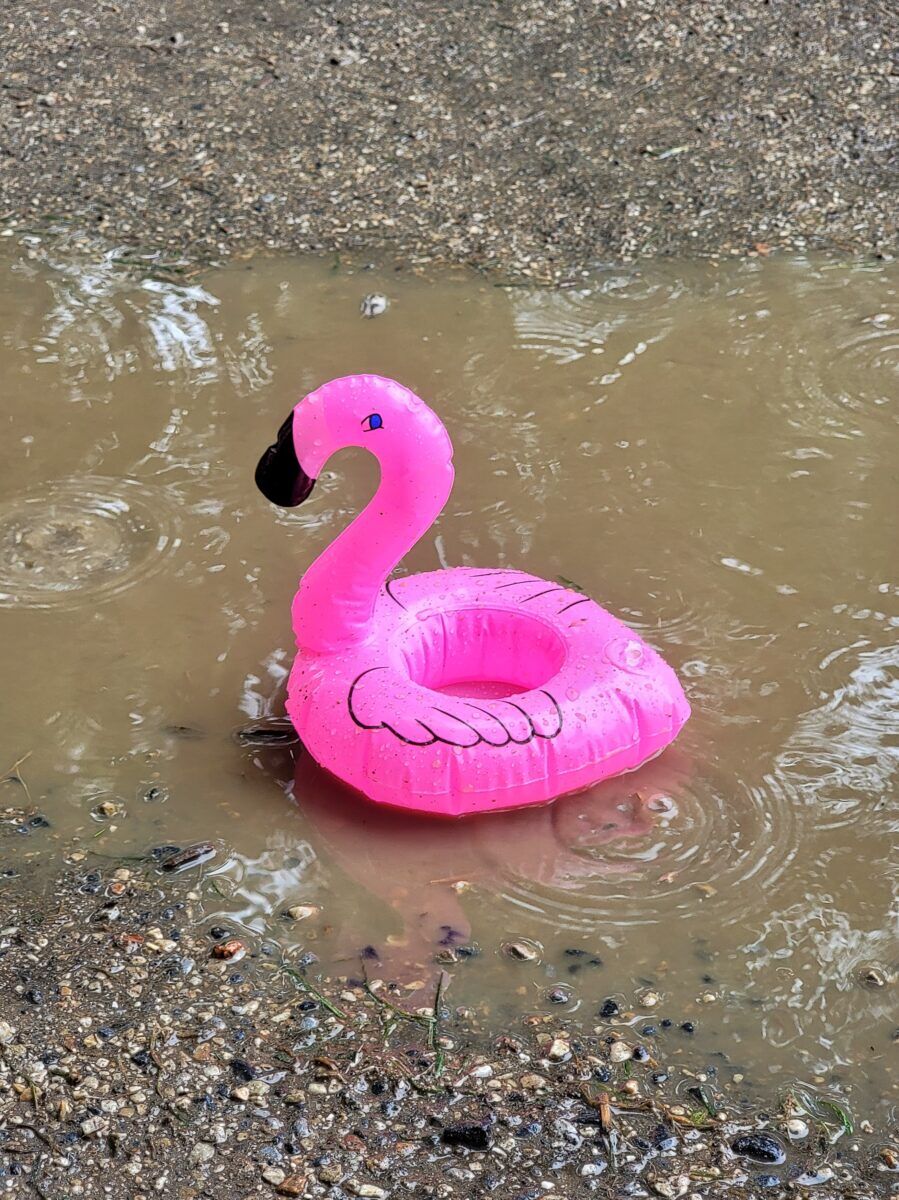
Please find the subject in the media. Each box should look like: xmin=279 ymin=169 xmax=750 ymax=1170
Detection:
xmin=257 ymin=375 xmax=690 ymax=817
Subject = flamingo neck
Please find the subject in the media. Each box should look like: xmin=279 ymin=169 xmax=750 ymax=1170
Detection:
xmin=293 ymin=453 xmax=454 ymax=653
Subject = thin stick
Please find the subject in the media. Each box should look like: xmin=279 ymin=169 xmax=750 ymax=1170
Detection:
xmin=429 ymin=970 xmax=451 ymax=1077
xmin=2 ymin=752 xmax=33 ymax=803
xmin=363 ymin=980 xmax=430 ymax=1026
xmin=280 ymin=965 xmax=346 ymax=1020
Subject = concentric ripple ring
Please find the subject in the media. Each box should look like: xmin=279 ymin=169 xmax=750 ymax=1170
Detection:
xmin=494 ymin=759 xmax=799 ymax=933
xmin=0 ymin=476 xmax=180 ymax=609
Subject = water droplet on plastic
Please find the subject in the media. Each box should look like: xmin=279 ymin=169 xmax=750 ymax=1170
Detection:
xmin=624 ymin=641 xmax=643 ymax=666
xmin=605 ymin=637 xmax=647 ymax=672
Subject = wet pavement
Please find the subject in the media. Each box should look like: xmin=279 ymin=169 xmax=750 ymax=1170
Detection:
xmin=1 ymin=2 xmax=896 ymax=278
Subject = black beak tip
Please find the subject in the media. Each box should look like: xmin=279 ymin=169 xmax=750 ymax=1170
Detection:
xmin=292 ymin=469 xmax=316 ymax=505
xmin=255 ymin=413 xmax=316 ymax=507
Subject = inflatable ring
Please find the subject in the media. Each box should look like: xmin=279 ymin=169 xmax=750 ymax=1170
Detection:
xmin=256 ymin=375 xmax=690 ymax=817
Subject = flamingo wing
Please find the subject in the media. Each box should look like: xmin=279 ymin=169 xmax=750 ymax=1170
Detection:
xmin=348 ymin=666 xmax=563 ymax=749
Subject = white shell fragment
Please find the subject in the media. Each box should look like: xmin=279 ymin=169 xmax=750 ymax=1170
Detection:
xmin=360 ymin=293 xmax=388 ymax=318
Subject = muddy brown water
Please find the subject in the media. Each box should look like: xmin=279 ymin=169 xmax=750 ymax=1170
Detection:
xmin=0 ymin=241 xmax=896 ymax=1125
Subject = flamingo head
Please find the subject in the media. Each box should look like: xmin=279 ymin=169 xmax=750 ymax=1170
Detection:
xmin=255 ymin=374 xmax=451 ymax=507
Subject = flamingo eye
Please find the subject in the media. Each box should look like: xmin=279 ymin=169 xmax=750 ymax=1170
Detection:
xmin=362 ymin=413 xmax=383 ymax=431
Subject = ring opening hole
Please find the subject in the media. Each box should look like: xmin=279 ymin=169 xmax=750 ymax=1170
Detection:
xmin=401 ymin=607 xmax=567 ymax=699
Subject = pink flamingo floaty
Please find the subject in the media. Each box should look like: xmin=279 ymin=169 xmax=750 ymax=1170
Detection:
xmin=256 ymin=375 xmax=690 ymax=817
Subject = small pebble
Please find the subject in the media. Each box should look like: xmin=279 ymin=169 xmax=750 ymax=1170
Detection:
xmin=786 ymin=1117 xmax=808 ymax=1139
xmin=80 ymin=1115 xmax=108 ymax=1137
xmin=283 ymin=905 xmax=320 ymax=921
xmin=546 ymin=1034 xmax=571 ymax=1062
xmin=212 ymin=939 xmax=246 ymax=962
xmin=276 ymin=1176 xmax=308 ymax=1197
xmin=647 ymin=1174 xmax=689 ymax=1198
xmin=731 ymin=1133 xmax=786 ymax=1165
xmin=345 ymin=1182 xmax=387 ymax=1199
xmin=441 ymin=1122 xmax=490 ymax=1150
xmin=796 ymin=1167 xmax=834 ymax=1186
xmin=190 ymin=1142 xmax=216 ymax=1166
xmin=858 ymin=964 xmax=890 ymax=989
xmin=503 ymin=940 xmax=538 ymax=962
xmin=360 ymin=293 xmax=388 ymax=318
xmin=609 ymin=1040 xmax=632 ymax=1063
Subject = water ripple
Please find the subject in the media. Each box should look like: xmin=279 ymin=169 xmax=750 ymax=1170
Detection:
xmin=493 ymin=753 xmax=799 ymax=932
xmin=776 ymin=641 xmax=899 ymax=831
xmin=510 ymin=271 xmax=681 ymax=367
xmin=784 ymin=271 xmax=897 ymax=437
xmin=0 ymin=476 xmax=180 ymax=608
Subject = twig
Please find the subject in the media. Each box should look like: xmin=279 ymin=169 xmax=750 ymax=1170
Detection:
xmin=428 ymin=970 xmax=451 ymax=1077
xmin=363 ymin=967 xmax=451 ymax=1080
xmin=15 ymin=1123 xmax=55 ymax=1149
xmin=280 ymin=965 xmax=346 ymax=1020
xmin=85 ymin=849 xmax=147 ymax=862
xmin=581 ymin=1084 xmax=615 ymax=1130
xmin=362 ymin=980 xmax=429 ymax=1026
xmin=148 ymin=1027 xmax=167 ymax=1099
xmin=2 ymin=752 xmax=33 ymax=803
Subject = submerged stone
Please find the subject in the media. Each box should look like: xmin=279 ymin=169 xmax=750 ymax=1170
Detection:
xmin=731 ymin=1133 xmax=786 ymax=1164
xmin=158 ymin=842 xmax=216 ymax=872
xmin=503 ymin=940 xmax=538 ymax=962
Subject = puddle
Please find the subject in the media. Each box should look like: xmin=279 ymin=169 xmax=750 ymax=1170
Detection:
xmin=0 ymin=241 xmax=896 ymax=1121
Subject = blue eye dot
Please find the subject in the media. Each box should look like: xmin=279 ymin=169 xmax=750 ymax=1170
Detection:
xmin=363 ymin=413 xmax=383 ymax=431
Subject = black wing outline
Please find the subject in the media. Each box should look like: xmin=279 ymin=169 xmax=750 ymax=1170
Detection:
xmin=347 ymin=667 xmax=563 ymax=748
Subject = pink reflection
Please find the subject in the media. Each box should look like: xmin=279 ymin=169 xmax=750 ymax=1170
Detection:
xmin=290 ymin=747 xmax=690 ymax=970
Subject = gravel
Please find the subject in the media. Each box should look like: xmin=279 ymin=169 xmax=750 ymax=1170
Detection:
xmin=1 ymin=1 xmax=896 ymax=280
xmin=0 ymin=828 xmax=894 ymax=1198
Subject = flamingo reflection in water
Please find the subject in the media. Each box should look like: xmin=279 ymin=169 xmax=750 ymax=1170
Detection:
xmin=285 ymin=745 xmax=690 ymax=972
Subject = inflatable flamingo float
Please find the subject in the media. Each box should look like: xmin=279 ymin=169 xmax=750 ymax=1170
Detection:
xmin=256 ymin=375 xmax=689 ymax=817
